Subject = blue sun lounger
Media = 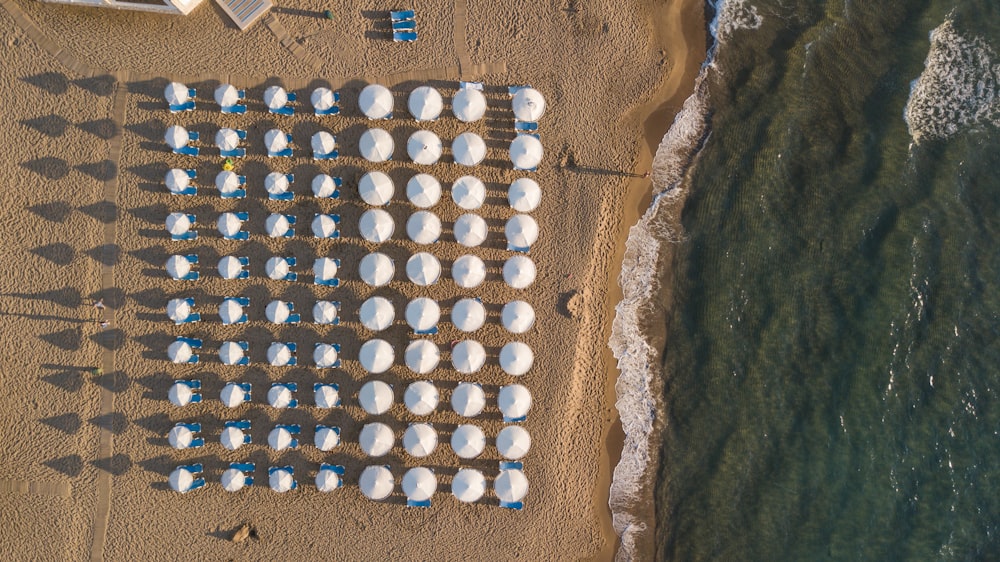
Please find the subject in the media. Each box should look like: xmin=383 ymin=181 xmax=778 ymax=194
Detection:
xmin=320 ymin=463 xmax=345 ymax=487
xmin=392 ymin=20 xmax=416 ymax=31
xmin=313 ymin=149 xmax=338 ymax=161
xmin=414 ymin=323 xmax=438 ymax=335
xmin=390 ymin=9 xmax=414 ymax=21
xmin=177 ymin=422 xmax=205 ymax=448
xmin=175 ymin=336 xmax=202 ymax=363
xmin=221 ymin=90 xmax=247 ymax=114
xmin=175 ymin=379 xmax=202 ymax=403
xmin=234 ymin=341 xmax=250 ymax=366
xmin=500 ymin=500 xmax=523 ymax=510
xmin=220 ymin=175 xmax=247 ymax=200
xmin=173 ymin=145 xmax=199 ymax=156
xmin=315 ymin=93 xmax=341 ymax=116
xmin=271 ymin=382 xmax=299 ymax=407
xmin=229 ymin=461 xmax=255 ymax=485
xmin=236 ymin=256 xmax=250 ymax=279
xmin=220 ymin=147 xmax=246 ymax=158
xmin=178 ymin=297 xmax=201 ymax=324
xmin=223 ymin=212 xmax=249 ymax=240
xmin=274 ymin=424 xmax=301 ymax=447
xmin=393 ymin=31 xmax=418 ymax=42
xmin=514 ymin=121 xmax=538 ymax=133
xmin=178 ymin=254 xmax=199 ymax=280
xmin=169 ymin=101 xmax=195 ymax=113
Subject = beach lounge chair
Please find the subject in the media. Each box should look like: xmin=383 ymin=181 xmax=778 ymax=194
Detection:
xmin=503 ymin=413 xmax=528 ymax=423
xmin=179 ymin=297 xmax=201 ymax=324
xmin=222 ymin=297 xmax=249 ymax=324
xmin=220 ymin=175 xmax=247 ymax=199
xmin=169 ymin=101 xmax=195 ymax=113
xmin=268 ymin=174 xmax=296 ymax=201
xmin=508 ymin=84 xmax=531 ymax=96
xmin=320 ymin=463 xmax=346 ymax=488
xmin=391 ymin=20 xmax=416 ymax=31
xmin=187 ymin=131 xmax=199 ymax=142
xmin=272 ymin=382 xmax=299 ymax=408
xmin=221 ymin=104 xmax=247 ymax=114
xmin=500 ymin=500 xmax=523 ymax=510
xmin=275 ymin=424 xmax=301 ymax=448
xmin=176 ymin=379 xmax=202 ymax=403
xmin=313 ymin=149 xmax=338 ymax=161
xmin=220 ymin=147 xmax=246 ymax=158
xmin=173 ymin=145 xmax=199 ymax=156
xmin=230 ymin=461 xmax=255 ymax=486
xmin=459 ymin=81 xmax=484 ymax=91
xmin=390 ymin=9 xmax=414 ymax=21
xmin=393 ymin=31 xmax=418 ymax=42
xmin=514 ymin=121 xmax=538 ymax=133
xmin=500 ymin=461 xmax=523 ymax=471
xmin=276 ymin=342 xmax=298 ymax=366
xmin=223 ymin=212 xmax=250 ymax=240
xmin=179 ymin=463 xmax=206 ymax=491
xmin=313 ymin=383 xmax=342 ymax=406
xmin=234 ymin=341 xmax=250 ymax=366
xmin=315 ymin=92 xmax=341 ymax=116
xmin=185 ymin=169 xmax=197 ymax=179
xmin=170 ymin=214 xmax=199 ymax=241
xmin=179 ymin=254 xmax=200 ymax=281
xmin=277 ymin=214 xmax=296 ymax=238
xmin=175 ymin=336 xmax=202 ymax=363
xmin=236 ymin=256 xmax=250 ymax=279
xmin=178 ymin=422 xmax=205 ymax=448
xmin=407 ymin=498 xmax=431 ymax=508
xmin=278 ymin=256 xmax=297 ymax=281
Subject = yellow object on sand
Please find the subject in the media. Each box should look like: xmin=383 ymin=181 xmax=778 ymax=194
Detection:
xmin=222 ymin=158 xmax=235 ymax=171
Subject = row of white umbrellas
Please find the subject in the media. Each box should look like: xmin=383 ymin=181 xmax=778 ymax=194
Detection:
xmin=342 ymin=171 xmax=540 ymax=212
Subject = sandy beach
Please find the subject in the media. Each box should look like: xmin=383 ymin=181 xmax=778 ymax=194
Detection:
xmin=0 ymin=0 xmax=703 ymax=560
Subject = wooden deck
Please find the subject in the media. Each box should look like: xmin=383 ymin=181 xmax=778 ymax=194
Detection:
xmin=213 ymin=0 xmax=271 ymax=30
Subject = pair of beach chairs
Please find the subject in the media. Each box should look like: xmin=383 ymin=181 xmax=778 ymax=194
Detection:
xmin=169 ymin=87 xmax=197 ymax=113
xmin=391 ymin=10 xmax=418 ymax=42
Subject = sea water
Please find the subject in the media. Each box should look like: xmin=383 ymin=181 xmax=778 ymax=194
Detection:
xmin=611 ymin=0 xmax=1000 ymax=559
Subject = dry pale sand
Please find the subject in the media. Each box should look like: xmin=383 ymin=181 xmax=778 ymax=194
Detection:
xmin=0 ymin=0 xmax=703 ymax=560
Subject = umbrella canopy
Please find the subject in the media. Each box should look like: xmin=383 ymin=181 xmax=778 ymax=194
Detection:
xmin=452 ymin=255 xmax=487 ymax=288
xmin=314 ymin=343 xmax=340 ymax=368
xmin=219 ymin=341 xmax=245 ymax=365
xmin=220 ymin=382 xmax=248 ymax=408
xmin=311 ymin=131 xmax=336 ymax=155
xmin=451 ymin=176 xmax=486 ymax=210
xmin=452 ymin=88 xmax=487 ymax=122
xmin=505 ymin=215 xmax=539 ymax=249
xmin=312 ymin=214 xmax=338 ymax=238
xmin=499 ymin=341 xmax=534 ymax=376
xmin=359 ymin=465 xmax=394 ymax=500
xmin=311 ymin=87 xmax=336 ymax=111
xmin=219 ymin=298 xmax=244 ymax=325
xmin=406 ymin=252 xmax=441 ymax=286
xmin=359 ymin=128 xmax=394 ymax=162
xmin=168 ymin=381 xmax=193 ymax=406
xmin=407 ymin=130 xmax=443 ymax=165
xmin=359 ymin=380 xmax=394 ymax=414
xmin=405 ymin=298 xmax=440 ymax=333
xmin=312 ymin=174 xmax=339 ymax=198
xmin=359 ymin=209 xmax=395 ymax=243
xmin=406 ymin=174 xmax=441 ymax=207
xmin=267 ymin=385 xmax=294 ymax=409
xmin=268 ymin=427 xmax=295 ymax=451
xmin=503 ymin=255 xmax=537 ymax=289
xmin=166 ymin=298 xmax=191 ymax=323
xmin=167 ymin=339 xmax=192 ymax=363
xmin=169 ymin=467 xmax=196 ymax=493
xmin=168 ymin=424 xmax=193 ymax=449
xmin=164 ymin=168 xmax=190 ymax=193
xmin=313 ymin=300 xmax=339 ymax=325
xmin=495 ymin=469 xmax=529 ymax=503
xmin=220 ymin=426 xmax=246 ymax=450
xmin=497 ymin=425 xmax=532 ymax=459
xmin=408 ymin=86 xmax=443 ymax=121
xmin=452 ymin=340 xmax=486 ymax=374
xmin=509 ymin=178 xmax=541 ymax=212
xmin=406 ymin=211 xmax=441 ymax=244
xmin=451 ymin=424 xmax=486 ymax=459
xmin=269 ymin=468 xmax=295 ymax=493
xmin=264 ymin=128 xmax=289 ymax=152
xmin=359 ymin=340 xmax=394 ymax=374
xmin=165 ymin=212 xmax=192 ymax=235
xmin=452 ymin=132 xmax=486 ymax=166
xmin=266 ymin=300 xmax=292 ymax=323
xmin=452 ymin=468 xmax=486 ymax=502
xmin=264 ymin=85 xmax=289 ymax=109
xmin=510 ymin=135 xmax=544 ymax=170
xmin=165 ymin=255 xmax=191 ymax=280
xmin=313 ymin=257 xmax=339 ymax=281
xmin=316 ymin=468 xmax=340 ymax=492
xmin=451 ymin=298 xmax=486 ymax=332
xmin=215 ymin=128 xmax=240 ymax=151
xmin=498 ymin=384 xmax=533 ymax=419
xmin=512 ymin=87 xmax=546 ymax=121
xmin=265 ymin=256 xmax=291 ymax=280
xmin=216 ymin=212 xmax=243 ymax=237
xmin=358 ymin=171 xmax=394 ymax=206
xmin=165 ymin=82 xmax=189 ymax=105
xmin=404 ymin=380 xmax=439 ymax=415
xmin=359 ymin=253 xmax=394 ymax=287
xmin=501 ymin=300 xmax=536 ymax=333
xmin=221 ymin=468 xmax=246 ymax=492
xmin=267 ymin=342 xmax=294 ymax=366
xmin=360 ymin=296 xmax=395 ymax=331
xmin=359 ymin=422 xmax=394 ymax=456
xmin=315 ymin=384 xmax=340 ymax=409
xmin=402 ymin=467 xmax=437 ymax=501
xmin=217 ymin=256 xmax=244 ymax=280
xmin=164 ymin=125 xmax=190 ymax=149
xmin=402 ymin=424 xmax=438 ymax=457
xmin=215 ymin=83 xmax=239 ymax=107
xmin=315 ymin=426 xmax=341 ymax=451
xmin=264 ymin=172 xmax=291 ymax=196
xmin=404 ymin=340 xmax=440 ymax=374
xmin=265 ymin=213 xmax=291 ymax=238
xmin=359 ymin=84 xmax=393 ymax=119
xmin=454 ymin=214 xmax=488 ymax=247
xmin=452 ymin=382 xmax=486 ymax=417
xmin=215 ymin=170 xmax=241 ymax=194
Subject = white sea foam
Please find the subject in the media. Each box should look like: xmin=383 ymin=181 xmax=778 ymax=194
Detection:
xmin=712 ymin=0 xmax=763 ymax=44
xmin=905 ymin=19 xmax=1000 ymax=142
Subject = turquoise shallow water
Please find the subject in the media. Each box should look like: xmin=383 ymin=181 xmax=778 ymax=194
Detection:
xmin=655 ymin=1 xmax=1000 ymax=559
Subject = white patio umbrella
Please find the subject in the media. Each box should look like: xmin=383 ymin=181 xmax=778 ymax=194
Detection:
xmin=499 ymin=384 xmax=532 ymax=419
xmin=358 ymin=171 xmax=393 ymax=206
xmin=165 ymin=212 xmax=192 ymax=236
xmin=220 ymin=383 xmax=248 ymax=408
xmin=452 ymin=255 xmax=487 ymax=288
xmin=359 ymin=380 xmax=394 ymax=414
xmin=500 ymin=342 xmax=534 ymax=376
xmin=402 ymin=467 xmax=437 ymax=502
xmin=406 ymin=211 xmax=441 ymax=244
xmin=314 ymin=257 xmax=339 ymax=281
xmin=404 ymin=340 xmax=440 ymax=374
xmin=452 ymin=132 xmax=486 ymax=166
xmin=359 ymin=252 xmax=394 ymax=287
xmin=505 ymin=215 xmax=539 ymax=249
xmin=359 ymin=340 xmax=394 ymax=374
xmin=452 ymin=468 xmax=486 ymax=502
xmin=221 ymin=468 xmax=246 ymax=492
xmin=452 ymin=340 xmax=486 ymax=374
xmin=220 ymin=426 xmax=246 ymax=450
xmin=264 ymin=128 xmax=289 ymax=153
xmin=265 ymin=213 xmax=291 ymax=238
xmin=360 ymin=296 xmax=395 ymax=331
xmin=403 ymin=424 xmax=438 ymax=457
xmin=509 ymin=178 xmax=541 ymax=211
xmin=359 ymin=465 xmax=394 ymax=500
xmin=267 ymin=385 xmax=295 ymax=409
xmin=312 ymin=214 xmax=338 ymax=238
xmin=269 ymin=468 xmax=295 ymax=493
xmin=451 ymin=424 xmax=486 ymax=459
xmin=495 ymin=469 xmax=529 ymax=503
xmin=168 ymin=381 xmax=193 ymax=406
xmin=265 ymin=256 xmax=291 ymax=280
xmin=217 ymin=212 xmax=243 ymax=237
xmin=312 ymin=174 xmax=338 ymax=198
xmin=316 ymin=468 xmax=340 ymax=492
xmin=406 ymin=174 xmax=441 ymax=207
xmin=451 ymin=298 xmax=486 ymax=332
xmin=165 ymin=255 xmax=192 ymax=280
xmin=452 ymin=382 xmax=486 ymax=417
xmin=313 ymin=343 xmax=340 ymax=368
xmin=165 ymin=125 xmax=190 ymax=149
xmin=313 ymin=300 xmax=339 ymax=325
xmin=512 ymin=87 xmax=546 ymax=121
xmin=168 ymin=466 xmax=196 ymax=493
xmin=219 ymin=341 xmax=245 ymax=365
xmin=164 ymin=169 xmax=190 ymax=194
xmin=215 ymin=128 xmax=240 ymax=151
xmin=454 ymin=214 xmax=488 ymax=247
xmin=311 ymin=131 xmax=336 ymax=156
xmin=408 ymin=86 xmax=443 ymax=121
xmin=264 ymin=85 xmax=289 ymax=110
xmin=406 ymin=252 xmax=441 ymax=286
xmin=268 ymin=427 xmax=295 ymax=451
xmin=359 ymin=84 xmax=393 ymax=119
xmin=264 ymin=172 xmax=291 ymax=197
xmin=217 ymin=256 xmax=244 ymax=280
xmin=315 ymin=384 xmax=340 ymax=409
xmin=265 ymin=300 xmax=292 ymax=323
xmin=497 ymin=426 xmax=532 ymax=460
xmin=404 ymin=380 xmax=439 ymax=415
xmin=215 ymin=83 xmax=239 ymax=107
xmin=168 ymin=424 xmax=193 ymax=449
xmin=218 ymin=298 xmax=244 ymax=325
xmin=503 ymin=255 xmax=537 ymax=289
xmin=360 ymin=422 xmax=394 ymax=456
xmin=215 ymin=171 xmax=241 ymax=195
xmin=359 ymin=128 xmax=394 ymax=162
xmin=314 ymin=426 xmax=341 ymax=451
xmin=405 ymin=298 xmax=440 ymax=333
xmin=311 ymin=87 xmax=336 ymax=111
xmin=165 ymin=82 xmax=189 ymax=105
xmin=166 ymin=298 xmax=191 ymax=323
xmin=359 ymin=209 xmax=395 ymax=243
xmin=452 ymin=88 xmax=487 ymax=122
xmin=451 ymin=176 xmax=486 ymax=210
xmin=407 ymin=130 xmax=443 ymax=165
xmin=510 ymin=135 xmax=544 ymax=170
xmin=167 ymin=339 xmax=193 ymax=363
xmin=502 ymin=300 xmax=536 ymax=333
xmin=267 ymin=342 xmax=294 ymax=366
